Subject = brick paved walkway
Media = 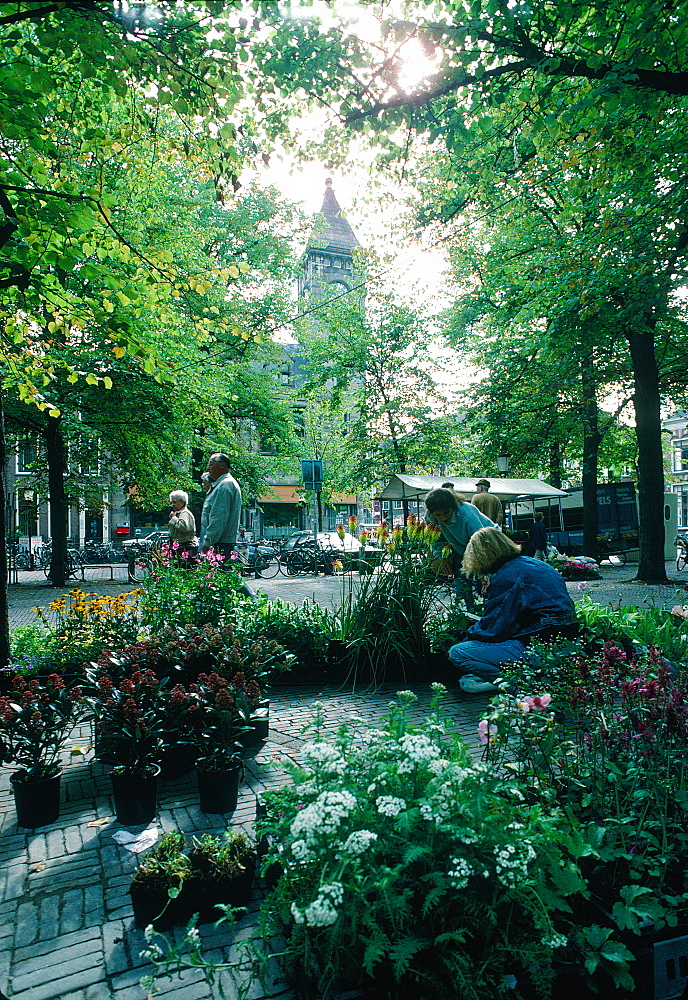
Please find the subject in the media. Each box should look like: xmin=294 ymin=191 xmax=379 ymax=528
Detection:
xmin=2 ymin=559 xmax=688 ymax=999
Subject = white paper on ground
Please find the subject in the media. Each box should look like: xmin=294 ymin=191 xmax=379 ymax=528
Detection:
xmin=112 ymin=824 xmax=159 ymax=853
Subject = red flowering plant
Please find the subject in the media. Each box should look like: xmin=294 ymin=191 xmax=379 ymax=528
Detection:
xmin=480 ymin=639 xmax=688 ymax=929
xmin=87 ymin=664 xmax=168 ymax=776
xmin=184 ymin=671 xmax=251 ymax=772
xmin=0 ymin=673 xmax=85 ymax=782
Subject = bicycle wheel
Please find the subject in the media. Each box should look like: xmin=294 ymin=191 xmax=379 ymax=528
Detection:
xmin=677 ymin=550 xmax=688 ymax=572
xmin=15 ymin=552 xmax=31 ymax=570
xmin=607 ymin=552 xmax=626 ymax=567
xmin=286 ymin=550 xmax=311 ymax=575
xmin=255 ymin=554 xmax=280 ymax=578
xmin=129 ymin=554 xmax=154 ymax=583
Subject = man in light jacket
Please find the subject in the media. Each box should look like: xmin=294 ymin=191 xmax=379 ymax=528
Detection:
xmin=200 ymin=453 xmax=242 ymax=559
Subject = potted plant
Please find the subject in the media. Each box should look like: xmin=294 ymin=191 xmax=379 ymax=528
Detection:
xmin=0 ymin=673 xmax=84 ymax=827
xmin=87 ymin=663 xmax=167 ymax=825
xmin=186 ymin=831 xmax=256 ymax=922
xmin=129 ymin=831 xmax=193 ymax=930
xmin=187 ymin=671 xmax=248 ymax=814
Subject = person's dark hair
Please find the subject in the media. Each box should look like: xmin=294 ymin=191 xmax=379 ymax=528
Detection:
xmin=440 ymin=481 xmax=454 ymax=489
xmin=425 ymin=487 xmax=462 ymax=513
xmin=209 ymin=452 xmax=231 ymax=469
xmin=534 ymin=512 xmax=544 ymax=522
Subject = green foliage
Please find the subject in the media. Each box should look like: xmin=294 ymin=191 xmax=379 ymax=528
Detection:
xmin=253 ymin=688 xmax=586 ymax=1000
xmin=483 ymin=642 xmax=688 ymax=934
xmin=32 ymin=588 xmax=140 ymax=672
xmin=134 ymin=832 xmax=192 ymax=893
xmin=576 ymin=596 xmax=688 ymax=661
xmin=229 ymin=598 xmax=331 ymax=680
xmin=8 ymin=622 xmax=56 ymax=676
xmin=189 ymin=832 xmax=254 ymax=880
xmin=138 ymin=556 xmax=247 ymax=632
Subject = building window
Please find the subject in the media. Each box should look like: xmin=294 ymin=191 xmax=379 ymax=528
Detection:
xmin=18 ymin=496 xmax=38 ymax=536
xmin=673 ymin=439 xmax=688 ymax=472
xmin=675 ymin=486 xmax=688 ymax=528
xmin=16 ymin=439 xmax=37 ymax=474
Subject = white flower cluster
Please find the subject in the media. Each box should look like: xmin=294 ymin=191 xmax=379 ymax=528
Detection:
xmin=544 ymin=933 xmax=568 ymax=950
xmin=375 ymin=795 xmax=406 ymax=817
xmin=419 ymin=764 xmax=477 ymax=826
xmin=447 ymin=856 xmax=474 ymax=888
xmin=291 ymin=882 xmax=345 ymax=927
xmin=427 ymin=758 xmax=450 ymax=776
xmin=342 ymin=829 xmax=378 ymax=855
xmin=290 ymin=790 xmax=357 ymax=845
xmin=494 ymin=840 xmax=537 ymax=888
xmin=291 ymin=839 xmax=312 ymax=861
xmin=302 ymin=741 xmax=346 ymax=774
xmin=397 ymin=734 xmax=441 ymax=773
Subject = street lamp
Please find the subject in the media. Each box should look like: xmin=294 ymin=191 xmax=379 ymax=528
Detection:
xmin=497 ymin=453 xmax=510 ymax=475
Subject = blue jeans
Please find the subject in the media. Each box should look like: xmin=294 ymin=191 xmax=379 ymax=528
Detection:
xmin=448 ymin=639 xmax=530 ymax=682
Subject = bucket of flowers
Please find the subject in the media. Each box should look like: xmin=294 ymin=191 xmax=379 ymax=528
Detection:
xmin=0 ymin=673 xmax=84 ymax=827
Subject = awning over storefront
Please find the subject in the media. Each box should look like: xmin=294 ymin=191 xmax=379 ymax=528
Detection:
xmin=257 ymin=485 xmax=304 ymax=504
xmin=376 ymin=474 xmax=567 ymax=502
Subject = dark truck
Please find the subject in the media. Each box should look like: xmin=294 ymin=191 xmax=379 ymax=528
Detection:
xmin=517 ymin=482 xmax=639 ymax=562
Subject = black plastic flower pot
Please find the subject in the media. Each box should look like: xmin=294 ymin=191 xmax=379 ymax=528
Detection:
xmin=129 ymin=879 xmax=193 ymax=930
xmin=197 ymin=760 xmax=241 ymax=814
xmin=184 ymin=854 xmax=256 ymax=922
xmin=111 ymin=766 xmax=160 ymax=826
xmin=159 ymin=743 xmax=198 ymax=781
xmin=239 ymin=707 xmax=269 ymax=748
xmin=11 ymin=769 xmax=61 ymax=828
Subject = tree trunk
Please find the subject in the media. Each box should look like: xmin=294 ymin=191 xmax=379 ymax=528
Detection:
xmin=44 ymin=416 xmax=69 ymax=587
xmin=0 ymin=386 xmax=11 ymax=670
xmin=581 ymin=362 xmax=601 ymax=558
xmin=627 ymin=324 xmax=668 ymax=582
xmin=548 ymin=438 xmax=563 ymax=489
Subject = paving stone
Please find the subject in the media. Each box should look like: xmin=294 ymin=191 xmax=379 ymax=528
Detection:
xmin=102 ymin=918 xmax=128 ymax=976
xmin=13 ymin=925 xmax=101 ymax=963
xmin=60 ymin=888 xmax=85 ymax=935
xmin=15 ymin=900 xmax=38 ymax=947
xmin=11 ymin=964 xmax=105 ymax=1000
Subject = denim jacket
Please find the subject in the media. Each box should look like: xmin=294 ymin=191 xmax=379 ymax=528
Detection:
xmin=432 ymin=504 xmax=496 ymax=559
xmin=467 ymin=555 xmax=577 ymax=643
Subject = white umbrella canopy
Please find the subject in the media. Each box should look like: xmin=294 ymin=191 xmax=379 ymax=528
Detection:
xmin=375 ymin=474 xmax=567 ymax=502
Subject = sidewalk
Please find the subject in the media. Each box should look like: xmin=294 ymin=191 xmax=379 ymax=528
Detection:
xmin=1 ymin=560 xmax=686 ymax=999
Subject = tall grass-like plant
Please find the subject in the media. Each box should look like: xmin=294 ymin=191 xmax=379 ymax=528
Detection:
xmin=325 ymin=518 xmax=476 ymax=687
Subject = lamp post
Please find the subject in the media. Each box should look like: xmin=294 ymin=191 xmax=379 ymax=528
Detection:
xmin=497 ymin=453 xmax=510 ymax=475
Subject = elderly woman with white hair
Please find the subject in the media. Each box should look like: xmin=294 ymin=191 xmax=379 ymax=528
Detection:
xmin=168 ymin=490 xmax=198 ymax=561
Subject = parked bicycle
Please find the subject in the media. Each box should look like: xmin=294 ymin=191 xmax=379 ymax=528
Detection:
xmin=279 ymin=538 xmax=335 ymax=576
xmin=596 ymin=536 xmax=627 ymax=567
xmin=44 ymin=547 xmax=85 ymax=581
xmin=235 ymin=542 xmax=280 ymax=579
xmin=676 ymin=535 xmax=688 ymax=572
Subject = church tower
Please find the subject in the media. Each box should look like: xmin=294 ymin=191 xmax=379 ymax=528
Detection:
xmin=298 ymin=177 xmax=360 ymax=300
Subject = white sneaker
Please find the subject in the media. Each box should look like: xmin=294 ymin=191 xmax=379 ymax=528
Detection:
xmin=458 ymin=674 xmax=498 ymax=695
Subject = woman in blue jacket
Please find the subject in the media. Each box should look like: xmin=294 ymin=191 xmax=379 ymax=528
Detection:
xmin=449 ymin=527 xmax=578 ymax=694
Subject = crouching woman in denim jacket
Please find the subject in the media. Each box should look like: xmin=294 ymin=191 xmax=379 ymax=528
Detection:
xmin=449 ymin=527 xmax=579 ymax=694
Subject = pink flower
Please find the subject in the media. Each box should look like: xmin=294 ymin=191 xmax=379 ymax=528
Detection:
xmin=524 ymin=693 xmax=552 ymax=711
xmin=478 ymin=719 xmax=498 ymax=745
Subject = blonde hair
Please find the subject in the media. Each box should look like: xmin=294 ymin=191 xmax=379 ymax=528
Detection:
xmin=462 ymin=527 xmax=521 ymax=577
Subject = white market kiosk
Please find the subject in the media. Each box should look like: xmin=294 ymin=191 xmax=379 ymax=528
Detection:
xmin=375 ymin=474 xmax=568 ymax=529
